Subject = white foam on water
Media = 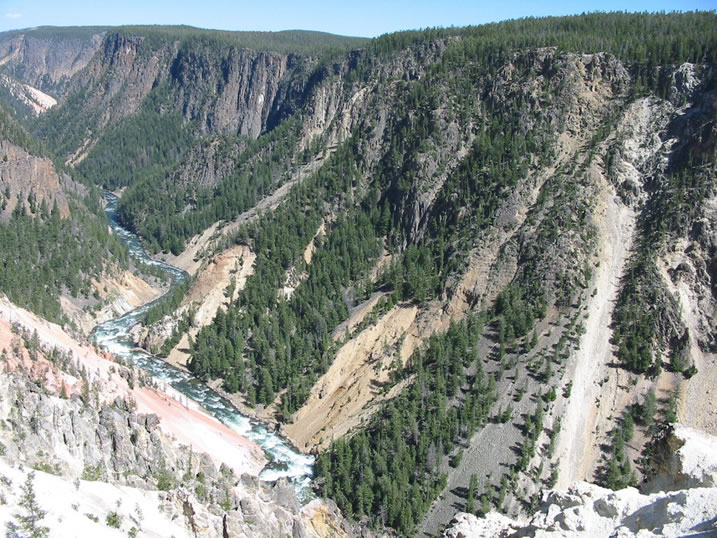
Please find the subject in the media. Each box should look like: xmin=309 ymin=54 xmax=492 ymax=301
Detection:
xmin=90 ymin=192 xmax=316 ymax=497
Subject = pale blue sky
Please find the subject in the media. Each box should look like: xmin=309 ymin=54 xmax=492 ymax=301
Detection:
xmin=0 ymin=0 xmax=714 ymax=36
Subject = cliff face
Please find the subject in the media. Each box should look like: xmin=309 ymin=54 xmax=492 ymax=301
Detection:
xmin=170 ymin=42 xmax=296 ymax=137
xmin=0 ymin=29 xmax=104 ymax=96
xmin=41 ymin=32 xmax=316 ymax=143
xmin=0 ymin=140 xmax=71 ymax=219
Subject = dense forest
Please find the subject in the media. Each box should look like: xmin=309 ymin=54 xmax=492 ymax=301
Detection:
xmin=0 ymin=106 xmax=128 ymax=323
xmin=0 ymin=192 xmax=129 ymax=322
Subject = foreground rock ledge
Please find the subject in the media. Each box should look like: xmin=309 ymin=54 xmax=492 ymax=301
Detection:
xmin=444 ymin=424 xmax=717 ymax=537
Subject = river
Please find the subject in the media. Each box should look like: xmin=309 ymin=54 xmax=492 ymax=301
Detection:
xmin=91 ymin=193 xmax=314 ymax=498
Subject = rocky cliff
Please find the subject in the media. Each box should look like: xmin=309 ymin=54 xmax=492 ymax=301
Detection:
xmin=34 ymin=30 xmax=332 ymax=158
xmin=0 ymin=28 xmax=105 ymax=97
xmin=0 ymin=295 xmax=355 ymax=537
xmin=443 ymin=425 xmax=717 ymax=537
xmin=0 ymin=140 xmax=71 ymax=219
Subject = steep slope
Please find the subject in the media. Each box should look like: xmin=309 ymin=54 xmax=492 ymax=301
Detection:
xmin=0 ymin=296 xmax=355 ymax=537
xmin=31 ymin=27 xmax=365 ymax=188
xmin=4 ymin=12 xmax=716 ymax=538
xmin=0 ymin=73 xmax=57 ymax=118
xmin=0 ymin=27 xmax=105 ymax=97
xmin=0 ymin=103 xmax=158 ymax=329
xmin=444 ymin=424 xmax=717 ymax=537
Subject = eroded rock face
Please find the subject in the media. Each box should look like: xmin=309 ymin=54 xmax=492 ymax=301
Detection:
xmin=445 ymin=484 xmax=717 ymax=537
xmin=0 ymin=30 xmax=104 ymax=96
xmin=0 ymin=141 xmax=73 ymax=220
xmin=643 ymin=424 xmax=717 ymax=493
xmin=444 ymin=425 xmax=717 ymax=537
xmin=55 ymin=32 xmax=306 ymax=139
xmin=1 ymin=371 xmax=184 ymax=487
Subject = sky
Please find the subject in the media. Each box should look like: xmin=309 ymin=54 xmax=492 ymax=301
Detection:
xmin=0 ymin=0 xmax=714 ymax=37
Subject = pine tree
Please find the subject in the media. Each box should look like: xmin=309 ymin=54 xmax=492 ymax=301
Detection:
xmin=643 ymin=388 xmax=657 ymax=426
xmin=13 ymin=472 xmax=49 ymax=538
xmin=466 ymin=473 xmax=478 ymax=514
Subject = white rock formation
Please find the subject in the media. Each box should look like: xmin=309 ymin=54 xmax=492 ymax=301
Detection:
xmin=444 ymin=425 xmax=717 ymax=537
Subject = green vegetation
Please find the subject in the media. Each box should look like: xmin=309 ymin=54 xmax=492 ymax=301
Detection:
xmin=117 ymin=116 xmax=306 ymax=254
xmin=188 ymin=137 xmax=383 ymax=413
xmin=0 ymin=104 xmax=129 ymax=324
xmin=76 ymin=87 xmax=195 ymax=191
xmin=184 ymin=30 xmax=546 ymax=414
xmin=0 ymin=26 xmax=108 ymax=41
xmin=370 ymin=11 xmax=716 ymax=65
xmin=1 ymin=13 xmax=714 ymax=536
xmin=111 ymin=26 xmax=367 ymax=55
xmin=81 ymin=463 xmax=108 ymax=482
xmin=0 ymin=190 xmax=128 ymax=323
xmin=105 ymin=511 xmax=122 ymax=528
xmin=316 ymin=316 xmax=496 ymax=534
xmin=0 ymin=104 xmax=45 ymax=156
xmin=7 ymin=472 xmax=50 ymax=538
xmin=0 ymin=84 xmax=36 ymax=126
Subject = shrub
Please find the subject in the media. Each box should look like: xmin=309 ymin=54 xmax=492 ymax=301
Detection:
xmin=105 ymin=511 xmax=122 ymax=528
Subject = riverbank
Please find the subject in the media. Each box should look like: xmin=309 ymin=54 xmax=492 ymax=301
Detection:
xmin=95 ymin=193 xmax=315 ymax=491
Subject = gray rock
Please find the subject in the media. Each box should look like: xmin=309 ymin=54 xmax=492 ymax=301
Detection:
xmin=272 ymin=477 xmax=300 ymax=514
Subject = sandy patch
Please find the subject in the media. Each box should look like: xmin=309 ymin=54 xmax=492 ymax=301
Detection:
xmin=23 ymin=83 xmax=57 ymax=111
xmin=302 ymin=499 xmax=350 ymax=538
xmin=285 ymin=143 xmax=556 ymax=452
xmin=0 ymin=75 xmax=56 ymax=115
xmin=282 ymin=221 xmax=327 ymax=300
xmin=332 ymin=292 xmax=386 ymax=340
xmin=184 ymin=245 xmax=254 ymax=321
xmin=159 ymin=154 xmax=331 ymax=276
xmin=304 ymin=221 xmax=326 ymax=265
xmin=655 ymin=242 xmax=717 ymax=436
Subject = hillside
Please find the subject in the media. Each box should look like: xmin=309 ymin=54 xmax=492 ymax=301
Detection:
xmin=0 ymin=12 xmax=715 ymax=537
xmin=443 ymin=424 xmax=717 ymax=537
xmin=0 ymin=103 xmax=164 ymax=330
xmin=0 ymin=296 xmax=352 ymax=537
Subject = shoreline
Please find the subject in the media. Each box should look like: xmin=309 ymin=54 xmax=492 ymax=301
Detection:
xmin=132 ymin=339 xmax=314 ymax=457
xmin=95 ymin=191 xmax=315 ymax=487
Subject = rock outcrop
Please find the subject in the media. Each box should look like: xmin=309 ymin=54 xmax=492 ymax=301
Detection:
xmin=44 ymin=31 xmax=315 ymax=142
xmin=443 ymin=425 xmax=717 ymax=537
xmin=0 ymin=140 xmax=72 ymax=220
xmin=0 ymin=295 xmax=356 ymax=537
xmin=0 ymin=73 xmax=57 ymax=114
xmin=0 ymin=28 xmax=104 ymax=96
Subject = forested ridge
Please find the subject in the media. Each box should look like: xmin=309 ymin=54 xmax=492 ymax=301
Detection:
xmin=65 ymin=11 xmax=716 ymax=258
xmin=0 ymin=106 xmax=129 ymax=323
